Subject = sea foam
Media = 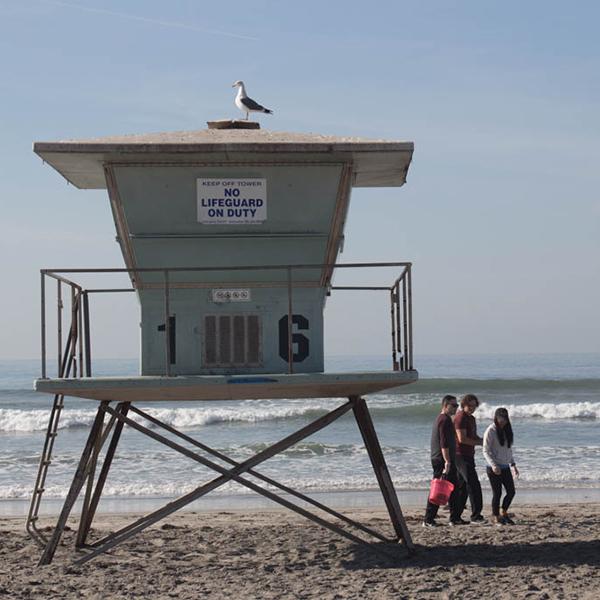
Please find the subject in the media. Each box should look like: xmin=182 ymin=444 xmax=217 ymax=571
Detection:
xmin=0 ymin=402 xmax=335 ymax=433
xmin=477 ymin=401 xmax=600 ymax=420
xmin=2 ymin=398 xmax=600 ymax=433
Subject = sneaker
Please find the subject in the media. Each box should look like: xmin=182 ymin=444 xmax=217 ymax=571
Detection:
xmin=493 ymin=516 xmax=506 ymax=526
xmin=470 ymin=515 xmax=485 ymax=524
xmin=502 ymin=515 xmax=515 ymax=525
xmin=422 ymin=520 xmax=438 ymax=528
xmin=448 ymin=518 xmax=469 ymax=526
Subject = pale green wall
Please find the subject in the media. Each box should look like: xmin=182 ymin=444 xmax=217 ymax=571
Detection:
xmin=113 ymin=162 xmax=345 ymax=375
xmin=140 ymin=287 xmax=324 ymax=376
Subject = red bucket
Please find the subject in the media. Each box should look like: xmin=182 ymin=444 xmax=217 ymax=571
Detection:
xmin=428 ymin=478 xmax=455 ymax=506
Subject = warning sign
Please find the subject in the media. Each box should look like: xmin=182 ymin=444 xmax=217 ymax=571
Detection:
xmin=197 ymin=178 xmax=267 ymax=224
xmin=212 ymin=289 xmax=251 ymax=303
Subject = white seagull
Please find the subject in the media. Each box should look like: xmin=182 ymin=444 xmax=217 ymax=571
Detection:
xmin=232 ymin=80 xmax=273 ymax=120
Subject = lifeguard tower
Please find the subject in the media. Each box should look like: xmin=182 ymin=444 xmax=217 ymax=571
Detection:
xmin=29 ymin=123 xmax=417 ymax=565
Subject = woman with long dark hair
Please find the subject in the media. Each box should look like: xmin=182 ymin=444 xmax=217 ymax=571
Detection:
xmin=483 ymin=408 xmax=520 ymax=525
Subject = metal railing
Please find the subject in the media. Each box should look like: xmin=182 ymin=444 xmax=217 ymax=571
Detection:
xmin=39 ymin=261 xmax=414 ymax=379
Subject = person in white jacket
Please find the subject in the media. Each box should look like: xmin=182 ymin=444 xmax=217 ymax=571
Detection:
xmin=482 ymin=407 xmax=520 ymax=525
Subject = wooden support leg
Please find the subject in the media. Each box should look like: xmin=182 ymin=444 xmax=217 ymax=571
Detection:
xmin=76 ymin=411 xmax=119 ymax=547
xmin=75 ymin=413 xmax=104 ymax=547
xmin=38 ymin=402 xmax=108 ymax=566
xmin=351 ymin=396 xmax=414 ymax=552
xmin=76 ymin=403 xmax=129 ymax=547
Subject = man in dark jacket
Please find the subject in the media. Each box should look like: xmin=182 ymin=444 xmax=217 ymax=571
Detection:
xmin=423 ymin=395 xmax=466 ymax=527
xmin=454 ymin=393 xmax=484 ymax=523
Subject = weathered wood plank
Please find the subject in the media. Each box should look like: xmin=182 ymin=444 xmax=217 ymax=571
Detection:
xmin=351 ymin=396 xmax=414 ymax=552
xmin=38 ymin=402 xmax=108 ymax=565
xmin=76 ymin=403 xmax=129 ymax=547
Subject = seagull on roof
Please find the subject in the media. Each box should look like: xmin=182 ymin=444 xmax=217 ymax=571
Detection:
xmin=232 ymin=80 xmax=273 ymax=121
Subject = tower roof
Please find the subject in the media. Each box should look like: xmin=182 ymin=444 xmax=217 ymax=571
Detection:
xmin=34 ymin=129 xmax=414 ymax=189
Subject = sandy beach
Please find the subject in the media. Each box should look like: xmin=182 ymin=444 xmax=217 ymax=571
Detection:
xmin=1 ymin=503 xmax=599 ymax=599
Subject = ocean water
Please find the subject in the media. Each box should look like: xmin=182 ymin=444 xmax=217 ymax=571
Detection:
xmin=1 ymin=354 xmax=599 ymax=513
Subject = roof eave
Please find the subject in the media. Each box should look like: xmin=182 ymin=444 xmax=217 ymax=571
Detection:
xmin=33 ymin=141 xmax=413 ymax=190
xmin=33 ymin=141 xmax=414 ymax=154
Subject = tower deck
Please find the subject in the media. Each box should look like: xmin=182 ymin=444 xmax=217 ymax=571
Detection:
xmin=35 ymin=369 xmax=418 ymax=402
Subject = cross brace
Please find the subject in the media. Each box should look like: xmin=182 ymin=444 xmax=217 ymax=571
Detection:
xmin=37 ymin=396 xmax=413 ymax=566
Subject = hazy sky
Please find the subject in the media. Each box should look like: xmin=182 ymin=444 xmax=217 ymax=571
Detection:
xmin=1 ymin=0 xmax=599 ymax=360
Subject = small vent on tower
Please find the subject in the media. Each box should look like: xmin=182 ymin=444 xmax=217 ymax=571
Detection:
xmin=203 ymin=315 xmax=262 ymax=367
xmin=206 ymin=120 xmax=260 ymax=130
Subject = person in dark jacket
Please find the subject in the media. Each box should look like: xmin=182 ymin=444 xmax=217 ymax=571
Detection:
xmin=454 ymin=393 xmax=484 ymax=523
xmin=423 ymin=395 xmax=466 ymax=527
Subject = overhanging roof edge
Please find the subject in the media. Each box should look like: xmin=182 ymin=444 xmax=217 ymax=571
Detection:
xmin=33 ymin=135 xmax=414 ymax=189
xmin=33 ymin=141 xmax=414 ymax=155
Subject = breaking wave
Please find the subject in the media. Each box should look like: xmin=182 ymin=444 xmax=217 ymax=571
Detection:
xmin=0 ymin=403 xmax=335 ymax=433
xmin=3 ymin=468 xmax=600 ymax=500
xmin=2 ymin=396 xmax=600 ymax=433
xmin=477 ymin=401 xmax=600 ymax=420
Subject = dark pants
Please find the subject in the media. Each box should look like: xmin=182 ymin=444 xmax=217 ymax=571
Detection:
xmin=456 ymin=455 xmax=483 ymax=519
xmin=424 ymin=459 xmax=462 ymax=523
xmin=486 ymin=466 xmax=516 ymax=516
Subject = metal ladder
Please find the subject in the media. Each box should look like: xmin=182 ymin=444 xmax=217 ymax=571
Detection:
xmin=27 ymin=291 xmax=80 ymax=546
xmin=26 ymin=393 xmax=66 ymax=546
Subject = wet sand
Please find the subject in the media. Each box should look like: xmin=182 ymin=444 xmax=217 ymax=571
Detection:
xmin=1 ymin=503 xmax=599 ymax=599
